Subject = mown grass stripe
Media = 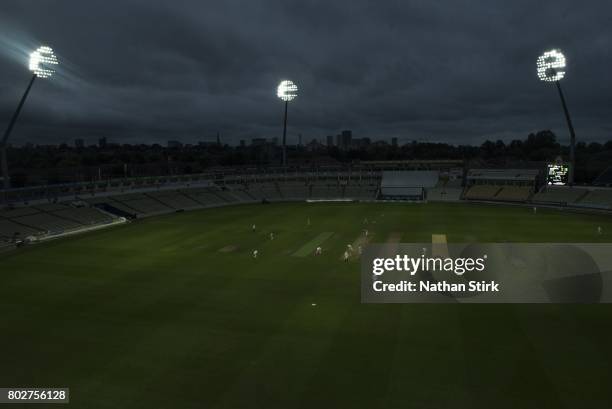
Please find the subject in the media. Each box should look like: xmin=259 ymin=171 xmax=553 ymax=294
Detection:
xmin=292 ymin=232 xmax=334 ymax=257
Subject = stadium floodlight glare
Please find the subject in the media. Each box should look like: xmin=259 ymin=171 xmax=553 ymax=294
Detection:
xmin=1 ymin=45 xmax=59 ymax=190
xmin=536 ymin=49 xmax=577 ymax=185
xmin=537 ymin=49 xmax=566 ymax=82
xmin=29 ymin=46 xmax=59 ymax=78
xmin=277 ymin=80 xmax=298 ymax=102
xmin=277 ymin=80 xmax=298 ymax=166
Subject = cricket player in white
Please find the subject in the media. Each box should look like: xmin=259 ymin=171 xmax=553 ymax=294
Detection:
xmin=343 ymin=251 xmax=350 ymax=261
xmin=253 ymin=250 xmax=258 ymax=258
xmin=315 ymin=246 xmax=322 ymax=255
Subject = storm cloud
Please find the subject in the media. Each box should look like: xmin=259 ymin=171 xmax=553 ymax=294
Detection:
xmin=0 ymin=0 xmax=611 ymax=146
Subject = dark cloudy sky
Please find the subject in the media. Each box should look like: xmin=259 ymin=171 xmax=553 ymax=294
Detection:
xmin=0 ymin=0 xmax=611 ymax=146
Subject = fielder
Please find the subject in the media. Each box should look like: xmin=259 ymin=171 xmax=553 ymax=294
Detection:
xmin=253 ymin=250 xmax=258 ymax=258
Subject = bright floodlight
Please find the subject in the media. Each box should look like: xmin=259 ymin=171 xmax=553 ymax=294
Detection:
xmin=537 ymin=49 xmax=566 ymax=82
xmin=277 ymin=80 xmax=298 ymax=102
xmin=29 ymin=46 xmax=58 ymax=78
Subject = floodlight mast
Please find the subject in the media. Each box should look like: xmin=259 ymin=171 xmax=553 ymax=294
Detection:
xmin=537 ymin=49 xmax=576 ymax=185
xmin=282 ymin=99 xmax=289 ymax=166
xmin=555 ymin=81 xmax=577 ymax=185
xmin=1 ymin=75 xmax=36 ymax=190
xmin=1 ymin=46 xmax=57 ymax=190
xmin=277 ymin=80 xmax=298 ymax=167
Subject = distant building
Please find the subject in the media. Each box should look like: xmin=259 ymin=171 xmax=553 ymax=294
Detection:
xmin=167 ymin=140 xmax=182 ymax=149
xmin=306 ymin=139 xmax=323 ymax=152
xmin=98 ymin=137 xmax=107 ymax=148
xmin=326 ymin=135 xmax=334 ymax=147
xmin=74 ymin=139 xmax=84 ymax=149
xmin=251 ymin=138 xmax=267 ymax=146
xmin=352 ymin=137 xmax=371 ymax=149
xmin=339 ymin=130 xmax=352 ymax=150
xmin=391 ymin=137 xmax=398 ymax=147
xmin=239 ymin=140 xmax=246 ymax=147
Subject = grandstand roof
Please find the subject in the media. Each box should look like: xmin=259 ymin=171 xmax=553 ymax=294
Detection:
xmin=467 ymin=168 xmax=539 ymax=181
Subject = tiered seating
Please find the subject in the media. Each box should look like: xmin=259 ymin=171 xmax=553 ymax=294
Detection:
xmin=52 ymin=207 xmax=113 ymax=225
xmin=279 ymin=183 xmax=308 ymax=200
xmin=463 ymin=185 xmax=502 ymax=200
xmin=244 ymin=184 xmax=266 ymax=200
xmin=112 ymin=194 xmax=174 ymax=216
xmin=203 ymin=189 xmax=237 ymax=204
xmin=34 ymin=203 xmax=68 ymax=212
xmin=379 ymin=171 xmax=438 ymax=200
xmin=593 ymin=167 xmax=612 ymax=187
xmin=0 ymin=219 xmax=42 ymax=237
xmin=577 ymin=190 xmax=612 ymax=209
xmin=495 ymin=186 xmax=532 ymax=202
xmin=225 ymin=189 xmax=257 ymax=203
xmin=310 ymin=184 xmax=333 ymax=199
xmin=426 ymin=188 xmax=463 ymax=201
xmin=12 ymin=212 xmax=81 ymax=232
xmin=363 ymin=184 xmax=379 ymax=199
xmin=0 ymin=207 xmax=40 ymax=219
xmin=344 ymin=184 xmax=367 ymax=199
xmin=184 ymin=188 xmax=227 ymax=206
xmin=259 ymin=183 xmax=282 ymax=200
xmin=532 ymin=187 xmax=588 ymax=204
xmin=147 ymin=191 xmax=202 ymax=210
xmin=467 ymin=169 xmax=539 ymax=182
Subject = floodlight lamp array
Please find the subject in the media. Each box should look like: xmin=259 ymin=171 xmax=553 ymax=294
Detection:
xmin=277 ymin=80 xmax=298 ymax=102
xmin=537 ymin=49 xmax=566 ymax=82
xmin=29 ymin=46 xmax=58 ymax=78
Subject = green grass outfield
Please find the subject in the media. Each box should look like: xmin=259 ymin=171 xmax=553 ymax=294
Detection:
xmin=2 ymin=201 xmax=612 ymax=408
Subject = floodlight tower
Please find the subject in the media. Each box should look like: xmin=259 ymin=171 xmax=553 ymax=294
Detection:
xmin=1 ymin=46 xmax=58 ymax=190
xmin=276 ymin=80 xmax=298 ymax=166
xmin=537 ymin=49 xmax=577 ymax=185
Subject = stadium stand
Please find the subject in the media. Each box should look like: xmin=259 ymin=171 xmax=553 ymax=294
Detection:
xmin=147 ymin=190 xmax=202 ymax=210
xmin=593 ymin=167 xmax=612 ymax=187
xmin=426 ymin=187 xmax=463 ymax=201
xmin=463 ymin=185 xmax=502 ymax=200
xmin=575 ymin=189 xmax=612 ymax=209
xmin=0 ymin=201 xmax=119 ymax=243
xmin=463 ymin=168 xmax=539 ymax=202
xmin=278 ymin=183 xmax=308 ymax=200
xmin=495 ymin=186 xmax=533 ymax=202
xmin=379 ymin=171 xmax=439 ymax=200
xmin=532 ymin=187 xmax=589 ymax=205
xmin=0 ymin=219 xmax=42 ymax=237
xmin=467 ymin=168 xmax=540 ymax=183
xmin=184 ymin=188 xmax=230 ymax=206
